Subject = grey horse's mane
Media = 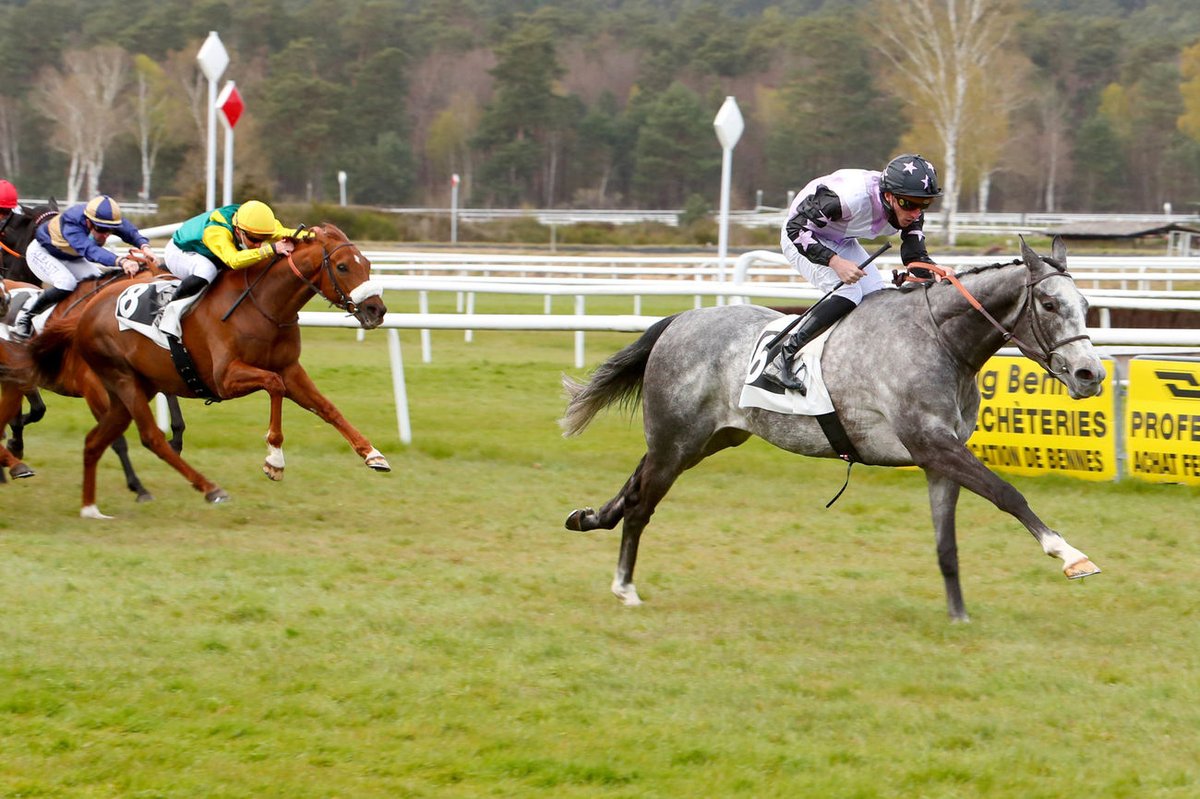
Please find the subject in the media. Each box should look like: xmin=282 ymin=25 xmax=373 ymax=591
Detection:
xmin=897 ymin=255 xmax=1060 ymax=293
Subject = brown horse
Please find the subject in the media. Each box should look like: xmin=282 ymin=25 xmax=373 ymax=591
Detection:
xmin=1 ymin=200 xmax=187 ymax=483
xmin=31 ymin=223 xmax=389 ymax=518
xmin=2 ymin=271 xmax=168 ymax=496
xmin=0 ymin=337 xmax=34 ymax=478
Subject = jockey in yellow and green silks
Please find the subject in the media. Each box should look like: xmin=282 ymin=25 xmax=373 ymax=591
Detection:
xmin=158 ymin=200 xmax=304 ymax=337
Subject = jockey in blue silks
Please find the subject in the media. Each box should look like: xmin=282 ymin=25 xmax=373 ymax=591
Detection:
xmin=15 ymin=194 xmax=153 ymax=339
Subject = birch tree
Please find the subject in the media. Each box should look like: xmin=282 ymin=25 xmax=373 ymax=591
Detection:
xmin=131 ymin=55 xmax=173 ymax=201
xmin=873 ymin=0 xmax=1021 ymax=244
xmin=35 ymin=47 xmax=130 ymax=201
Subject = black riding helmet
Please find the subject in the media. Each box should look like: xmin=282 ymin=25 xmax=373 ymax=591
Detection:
xmin=880 ymin=154 xmax=942 ymax=198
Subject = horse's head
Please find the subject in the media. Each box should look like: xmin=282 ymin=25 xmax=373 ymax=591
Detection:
xmin=1016 ymin=235 xmax=1106 ymax=399
xmin=0 ymin=200 xmax=57 ymax=282
xmin=294 ymin=224 xmax=387 ymax=329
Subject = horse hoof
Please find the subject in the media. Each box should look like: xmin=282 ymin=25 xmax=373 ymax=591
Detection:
xmin=135 ymin=492 xmax=154 ymax=503
xmin=10 ymin=463 xmax=35 ymax=479
xmin=365 ymin=449 xmax=390 ymax=472
xmin=263 ymin=463 xmax=284 ymax=481
xmin=611 ymin=581 xmax=643 ymax=606
xmin=80 ymin=505 xmax=113 ymax=520
xmin=205 ymin=488 xmax=231 ymax=504
xmin=565 ymin=508 xmax=593 ymax=531
xmin=1064 ymin=558 xmax=1101 ymax=579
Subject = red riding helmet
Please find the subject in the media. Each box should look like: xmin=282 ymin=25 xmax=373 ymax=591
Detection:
xmin=0 ymin=179 xmax=19 ymax=210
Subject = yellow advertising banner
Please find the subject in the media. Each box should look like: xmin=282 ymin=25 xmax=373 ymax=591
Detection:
xmin=968 ymin=355 xmax=1117 ymax=481
xmin=1125 ymin=358 xmax=1200 ymax=485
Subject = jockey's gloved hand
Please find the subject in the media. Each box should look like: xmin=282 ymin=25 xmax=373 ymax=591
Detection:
xmin=905 ymin=261 xmax=937 ymax=281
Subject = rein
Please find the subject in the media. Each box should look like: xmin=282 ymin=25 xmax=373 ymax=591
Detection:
xmin=918 ymin=259 xmax=1090 ymax=374
xmin=60 ymin=270 xmax=128 ymax=315
xmin=0 ymin=213 xmax=20 ymax=258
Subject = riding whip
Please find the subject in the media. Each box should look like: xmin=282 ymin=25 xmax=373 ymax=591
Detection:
xmin=762 ymin=241 xmax=892 ymax=362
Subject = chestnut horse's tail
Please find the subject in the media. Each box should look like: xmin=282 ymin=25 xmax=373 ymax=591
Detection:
xmin=559 ymin=314 xmax=679 ymax=437
xmin=28 ymin=318 xmax=75 ymax=389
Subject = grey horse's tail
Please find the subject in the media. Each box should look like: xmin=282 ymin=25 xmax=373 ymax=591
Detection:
xmin=559 ymin=314 xmax=679 ymax=437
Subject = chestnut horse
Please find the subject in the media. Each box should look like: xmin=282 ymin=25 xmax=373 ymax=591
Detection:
xmin=1 ymin=271 xmax=171 ymax=497
xmin=31 ymin=223 xmax=389 ymax=518
xmin=0 ymin=335 xmax=34 ymax=478
xmin=0 ymin=198 xmax=186 ymax=485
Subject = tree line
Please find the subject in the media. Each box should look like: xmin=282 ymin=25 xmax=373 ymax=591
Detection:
xmin=1 ymin=0 xmax=1199 ymax=221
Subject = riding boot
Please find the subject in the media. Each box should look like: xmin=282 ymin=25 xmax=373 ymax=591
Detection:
xmin=158 ymin=275 xmax=210 ymax=338
xmin=13 ymin=286 xmax=72 ymax=340
xmin=769 ymin=295 xmax=858 ymax=391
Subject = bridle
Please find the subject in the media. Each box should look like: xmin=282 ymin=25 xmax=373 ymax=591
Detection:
xmin=921 ymin=258 xmax=1091 ymax=375
xmin=283 ymin=241 xmax=364 ymax=315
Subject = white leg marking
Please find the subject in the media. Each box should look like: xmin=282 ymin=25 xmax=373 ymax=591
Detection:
xmin=611 ymin=573 xmax=643 ymax=606
xmin=80 ymin=505 xmax=113 ymax=520
xmin=1041 ymin=533 xmax=1086 ymax=566
xmin=265 ymin=444 xmax=285 ymax=470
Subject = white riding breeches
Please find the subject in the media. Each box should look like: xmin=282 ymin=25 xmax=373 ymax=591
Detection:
xmin=163 ymin=240 xmax=219 ymax=283
xmin=25 ymin=239 xmax=105 ymax=291
xmin=779 ymin=231 xmax=886 ymax=306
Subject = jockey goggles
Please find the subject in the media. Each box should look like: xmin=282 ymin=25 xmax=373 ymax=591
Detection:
xmin=893 ymin=195 xmax=934 ymax=211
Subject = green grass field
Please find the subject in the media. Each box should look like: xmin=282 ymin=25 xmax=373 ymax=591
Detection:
xmin=1 ymin=294 xmax=1197 ymax=797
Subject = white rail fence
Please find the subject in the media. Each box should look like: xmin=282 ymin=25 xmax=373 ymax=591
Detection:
xmin=362 ymin=249 xmax=1200 ymax=292
xmin=137 ymin=248 xmax=1199 ymax=443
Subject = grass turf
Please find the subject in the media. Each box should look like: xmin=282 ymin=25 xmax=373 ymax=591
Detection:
xmin=0 ymin=306 xmax=1196 ymax=797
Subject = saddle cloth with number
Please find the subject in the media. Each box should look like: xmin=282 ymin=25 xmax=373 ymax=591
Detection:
xmin=114 ymin=278 xmax=189 ymax=349
xmin=739 ymin=315 xmax=836 ymax=416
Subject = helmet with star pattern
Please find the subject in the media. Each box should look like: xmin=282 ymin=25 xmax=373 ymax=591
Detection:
xmin=880 ymin=154 xmax=942 ymax=198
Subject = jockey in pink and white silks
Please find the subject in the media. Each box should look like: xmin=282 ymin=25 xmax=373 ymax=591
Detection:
xmin=765 ymin=154 xmax=942 ymax=391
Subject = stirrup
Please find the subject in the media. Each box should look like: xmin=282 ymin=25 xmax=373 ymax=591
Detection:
xmin=12 ymin=315 xmax=33 ymax=341
xmin=766 ymin=351 xmax=808 ymax=393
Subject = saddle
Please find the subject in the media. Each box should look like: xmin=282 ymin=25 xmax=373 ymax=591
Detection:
xmin=114 ymin=278 xmax=197 ymax=346
xmin=740 ymin=315 xmax=835 ymax=415
xmin=739 ymin=315 xmax=862 ymax=468
xmin=0 ymin=288 xmax=44 ymax=341
xmin=113 ymin=279 xmax=221 ymax=402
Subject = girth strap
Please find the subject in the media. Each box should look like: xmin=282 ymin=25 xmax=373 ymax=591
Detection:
xmin=166 ymin=336 xmax=222 ymax=403
xmin=815 ymin=410 xmax=861 ymax=508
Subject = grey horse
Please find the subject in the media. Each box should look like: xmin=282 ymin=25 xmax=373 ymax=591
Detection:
xmin=561 ymin=236 xmax=1105 ymax=621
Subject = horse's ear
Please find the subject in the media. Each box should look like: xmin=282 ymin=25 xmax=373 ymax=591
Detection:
xmin=1018 ymin=234 xmax=1036 ymax=268
xmin=48 ymin=197 xmax=59 ymax=211
xmin=1051 ymin=235 xmax=1067 ymax=267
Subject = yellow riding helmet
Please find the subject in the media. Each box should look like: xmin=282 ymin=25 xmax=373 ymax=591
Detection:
xmin=232 ymin=200 xmax=278 ymax=236
xmin=85 ymin=195 xmax=124 ymax=229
